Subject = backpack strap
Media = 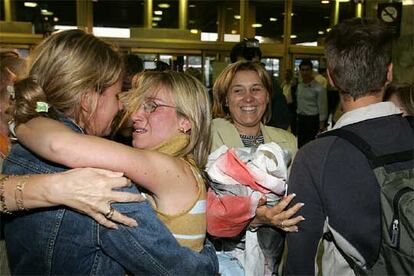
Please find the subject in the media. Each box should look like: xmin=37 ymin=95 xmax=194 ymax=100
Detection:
xmin=318 ymin=129 xmax=414 ymax=169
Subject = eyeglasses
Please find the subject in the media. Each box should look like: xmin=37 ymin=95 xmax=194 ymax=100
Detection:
xmin=142 ymin=100 xmax=177 ymax=114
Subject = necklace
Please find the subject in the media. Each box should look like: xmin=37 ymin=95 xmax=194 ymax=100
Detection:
xmin=239 ymin=131 xmax=264 ymax=148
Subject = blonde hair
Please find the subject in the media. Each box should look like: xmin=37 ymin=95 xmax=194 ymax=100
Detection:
xmin=120 ymin=71 xmax=212 ymax=168
xmin=212 ymin=61 xmax=273 ymax=123
xmin=12 ymin=30 xmax=123 ymax=126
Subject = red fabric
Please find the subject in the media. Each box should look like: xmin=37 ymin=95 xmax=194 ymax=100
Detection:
xmin=0 ymin=133 xmax=9 ymax=157
xmin=220 ymin=148 xmax=271 ymax=194
xmin=207 ymin=189 xmax=254 ymax=237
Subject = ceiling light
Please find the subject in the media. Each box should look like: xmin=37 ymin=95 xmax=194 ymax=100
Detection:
xmin=338 ymin=0 xmax=350 ymax=2
xmin=326 ymin=28 xmax=332 ymax=32
xmin=44 ymin=17 xmax=48 ymax=21
xmin=251 ymin=23 xmax=262 ymax=28
xmin=158 ymin=3 xmax=170 ymax=9
xmin=41 ymin=10 xmax=54 ymax=16
xmin=231 ymin=30 xmax=237 ymax=34
xmin=189 ymin=4 xmax=196 ymax=8
xmin=269 ymin=17 xmax=277 ymax=22
xmin=153 ymin=17 xmax=162 ymax=21
xmin=290 ymin=34 xmax=297 ymax=38
xmin=154 ymin=10 xmax=163 ymax=15
xmin=152 ymin=22 xmax=158 ymax=27
xmin=234 ymin=15 xmax=241 ymax=20
xmin=318 ymin=31 xmax=324 ymax=35
xmin=321 ymin=0 xmax=330 ymax=4
xmin=190 ymin=29 xmax=198 ymax=34
xmin=53 ymin=17 xmax=59 ymax=22
xmin=24 ymin=2 xmax=38 ymax=7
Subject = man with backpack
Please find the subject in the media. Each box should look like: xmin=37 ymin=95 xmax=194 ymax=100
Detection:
xmin=284 ymin=18 xmax=413 ymax=275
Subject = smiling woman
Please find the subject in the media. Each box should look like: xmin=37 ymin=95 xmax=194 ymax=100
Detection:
xmin=209 ymin=60 xmax=301 ymax=275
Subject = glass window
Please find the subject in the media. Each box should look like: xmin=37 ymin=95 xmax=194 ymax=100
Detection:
xmin=251 ymin=0 xmax=285 ymax=43
xmin=93 ymin=0 xmax=144 ymax=28
xmin=292 ymin=0 xmax=331 ymax=45
xmin=14 ymin=0 xmax=76 ymax=34
xmin=153 ymin=0 xmax=179 ymax=28
xmin=261 ymin=58 xmax=281 ymax=78
xmin=223 ymin=2 xmax=240 ymax=41
xmin=188 ymin=0 xmax=218 ymax=33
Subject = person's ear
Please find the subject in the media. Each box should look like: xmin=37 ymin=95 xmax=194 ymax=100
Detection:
xmin=178 ymin=117 xmax=192 ymax=134
xmin=326 ymin=68 xmax=336 ymax=88
xmin=386 ymin=63 xmax=393 ymax=85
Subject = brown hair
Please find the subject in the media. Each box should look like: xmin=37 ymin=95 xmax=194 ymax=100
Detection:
xmin=212 ymin=61 xmax=273 ymax=123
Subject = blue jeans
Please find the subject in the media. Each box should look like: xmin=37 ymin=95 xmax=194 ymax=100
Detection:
xmin=217 ymin=251 xmax=244 ymax=276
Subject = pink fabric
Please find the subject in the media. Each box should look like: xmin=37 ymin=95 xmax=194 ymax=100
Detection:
xmin=207 ymin=189 xmax=254 ymax=237
xmin=217 ymin=149 xmax=271 ymax=194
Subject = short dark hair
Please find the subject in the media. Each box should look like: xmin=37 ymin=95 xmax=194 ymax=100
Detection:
xmin=299 ymin=59 xmax=313 ymax=69
xmin=230 ymin=38 xmax=262 ymax=63
xmin=325 ymin=18 xmax=393 ymax=99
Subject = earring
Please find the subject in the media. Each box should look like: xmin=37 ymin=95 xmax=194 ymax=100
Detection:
xmin=179 ymin=127 xmax=186 ymax=133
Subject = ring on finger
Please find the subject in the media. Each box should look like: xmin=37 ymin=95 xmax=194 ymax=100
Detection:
xmin=281 ymin=221 xmax=285 ymax=228
xmin=105 ymin=207 xmax=115 ymax=219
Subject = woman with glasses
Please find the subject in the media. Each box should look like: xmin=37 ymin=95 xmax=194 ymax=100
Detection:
xmin=3 ymin=30 xmax=217 ymax=275
xmin=15 ymin=70 xmax=211 ymax=253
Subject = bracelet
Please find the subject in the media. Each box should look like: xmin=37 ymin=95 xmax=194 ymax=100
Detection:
xmin=15 ymin=176 xmax=29 ymax=211
xmin=0 ymin=175 xmax=12 ymax=214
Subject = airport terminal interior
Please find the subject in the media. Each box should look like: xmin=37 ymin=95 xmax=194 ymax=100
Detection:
xmin=0 ymin=0 xmax=413 ymax=86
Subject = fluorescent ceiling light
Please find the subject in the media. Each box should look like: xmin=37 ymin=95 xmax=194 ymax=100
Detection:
xmin=53 ymin=17 xmax=59 ymax=22
xmin=41 ymin=9 xmax=53 ymax=16
xmin=190 ymin=29 xmax=198 ymax=34
xmin=318 ymin=31 xmax=324 ymax=35
xmin=290 ymin=34 xmax=297 ymax=38
xmin=24 ymin=2 xmax=38 ymax=7
xmin=54 ymin=25 xmax=78 ymax=30
xmin=158 ymin=3 xmax=170 ymax=9
xmin=234 ymin=15 xmax=241 ymax=20
xmin=93 ymin=27 xmax=130 ymax=38
xmin=152 ymin=22 xmax=158 ymax=27
xmin=403 ymin=0 xmax=413 ymax=5
xmin=231 ymin=29 xmax=237 ymax=34
xmin=154 ymin=10 xmax=163 ymax=15
xmin=189 ymin=4 xmax=196 ymax=8
xmin=321 ymin=0 xmax=330 ymax=4
xmin=251 ymin=23 xmax=262 ymax=28
xmin=153 ymin=16 xmax=162 ymax=21
xmin=269 ymin=17 xmax=277 ymax=22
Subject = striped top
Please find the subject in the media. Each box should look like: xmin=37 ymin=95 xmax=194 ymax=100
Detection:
xmin=146 ymin=159 xmax=207 ymax=252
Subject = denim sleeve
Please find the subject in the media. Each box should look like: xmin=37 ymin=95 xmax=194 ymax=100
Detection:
xmin=99 ymin=186 xmax=218 ymax=276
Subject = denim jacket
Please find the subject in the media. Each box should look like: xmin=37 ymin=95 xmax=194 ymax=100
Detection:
xmin=2 ymin=117 xmax=218 ymax=275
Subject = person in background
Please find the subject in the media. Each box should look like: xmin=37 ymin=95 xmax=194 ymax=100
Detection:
xmin=211 ymin=60 xmax=304 ymax=275
xmin=281 ymin=68 xmax=297 ymax=134
xmin=122 ymin=53 xmax=144 ymax=91
xmin=295 ymin=59 xmax=328 ymax=148
xmin=0 ymin=51 xmax=27 ymax=161
xmin=2 ymin=29 xmax=218 ymax=275
xmin=285 ymin=18 xmax=413 ymax=275
xmin=112 ymin=53 xmax=144 ymax=145
xmin=384 ymin=82 xmax=414 ymax=117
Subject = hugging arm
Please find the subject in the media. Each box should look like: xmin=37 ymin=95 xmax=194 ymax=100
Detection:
xmin=16 ymin=117 xmax=182 ymax=197
xmin=99 ymin=190 xmax=218 ymax=275
xmin=0 ymin=169 xmax=143 ymax=229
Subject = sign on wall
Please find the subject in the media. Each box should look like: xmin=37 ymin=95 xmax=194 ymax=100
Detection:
xmin=377 ymin=2 xmax=403 ymax=37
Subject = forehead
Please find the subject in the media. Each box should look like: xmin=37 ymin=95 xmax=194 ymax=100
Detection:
xmin=231 ymin=70 xmax=262 ymax=84
xmin=146 ymin=85 xmax=173 ymax=102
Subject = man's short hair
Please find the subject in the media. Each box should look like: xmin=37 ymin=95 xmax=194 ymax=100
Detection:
xmin=230 ymin=38 xmax=262 ymax=63
xmin=325 ymin=18 xmax=393 ymax=99
xmin=299 ymin=59 xmax=313 ymax=69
